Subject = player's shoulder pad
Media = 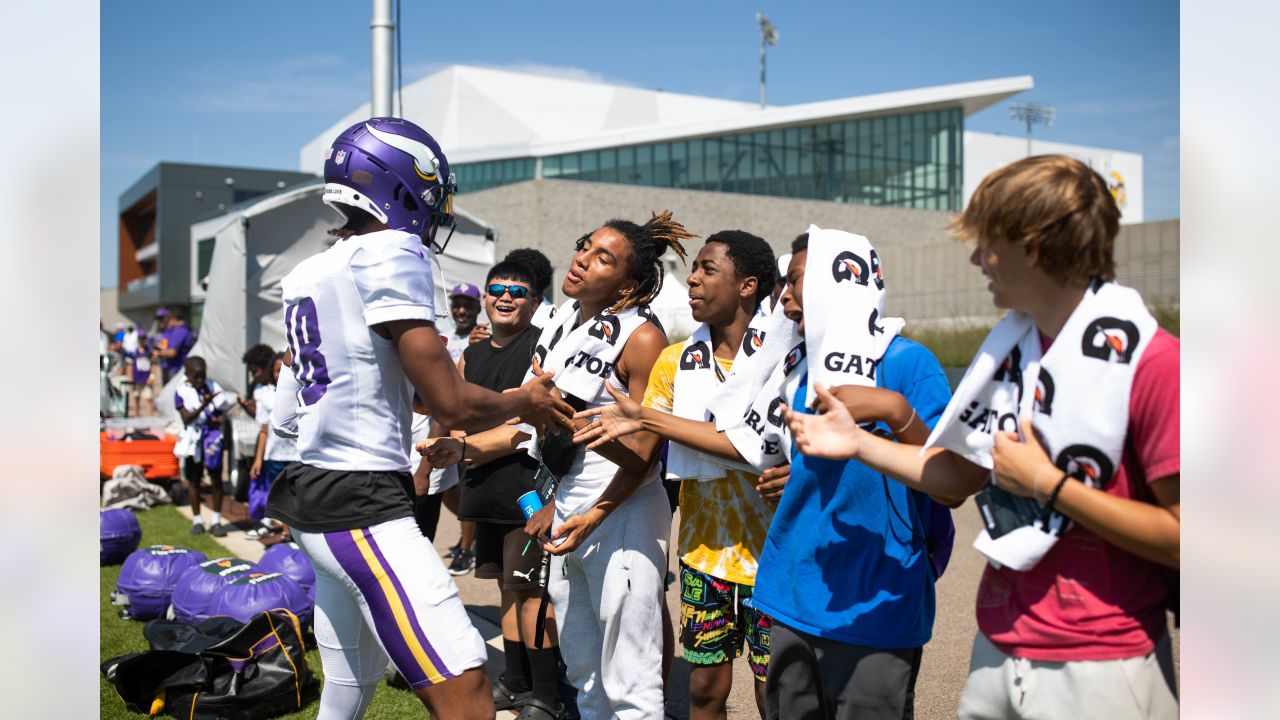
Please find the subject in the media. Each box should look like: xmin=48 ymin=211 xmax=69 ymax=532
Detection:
xmin=349 ymin=229 xmax=431 ymax=269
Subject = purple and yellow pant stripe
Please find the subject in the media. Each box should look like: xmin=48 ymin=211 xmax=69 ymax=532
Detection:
xmin=325 ymin=527 xmax=455 ymax=687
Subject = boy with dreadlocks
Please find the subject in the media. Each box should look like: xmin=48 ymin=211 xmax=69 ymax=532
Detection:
xmin=512 ymin=211 xmax=692 ymax=719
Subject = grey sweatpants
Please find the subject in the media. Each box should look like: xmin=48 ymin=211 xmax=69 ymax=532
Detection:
xmin=957 ymin=631 xmax=1178 ymax=719
xmin=548 ymin=480 xmax=671 ymax=720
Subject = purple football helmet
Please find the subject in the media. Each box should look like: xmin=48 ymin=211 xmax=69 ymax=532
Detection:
xmin=322 ymin=117 xmax=458 ymax=251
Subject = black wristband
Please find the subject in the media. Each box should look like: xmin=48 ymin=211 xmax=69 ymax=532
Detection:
xmin=1044 ymin=471 xmax=1072 ymax=513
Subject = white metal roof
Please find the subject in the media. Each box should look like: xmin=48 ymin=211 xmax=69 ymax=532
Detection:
xmin=299 ymin=64 xmax=1033 ymax=173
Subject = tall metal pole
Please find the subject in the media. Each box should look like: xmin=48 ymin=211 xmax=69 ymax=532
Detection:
xmin=757 ymin=13 xmax=777 ymax=109
xmin=759 ymin=26 xmax=767 ymax=108
xmin=371 ymin=0 xmax=394 ymax=117
xmin=1009 ymin=102 xmax=1055 ymax=158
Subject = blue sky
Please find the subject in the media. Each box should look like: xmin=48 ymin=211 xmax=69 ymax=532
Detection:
xmin=102 ymin=1 xmax=1178 ymax=288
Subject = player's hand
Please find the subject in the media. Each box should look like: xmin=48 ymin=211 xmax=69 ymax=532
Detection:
xmin=545 ymin=508 xmax=605 ymax=555
xmin=991 ymin=417 xmax=1058 ymax=500
xmin=416 ymin=437 xmax=464 ymax=468
xmin=468 ymin=323 xmax=491 ymax=344
xmin=572 ymin=383 xmax=645 ymax=449
xmin=524 ymin=504 xmax=554 ymax=539
xmin=756 ymin=464 xmax=790 ymax=501
xmin=516 ymin=356 xmax=576 ymax=436
xmin=250 ymin=460 xmax=263 ymax=479
xmin=785 ymin=383 xmax=864 ymax=460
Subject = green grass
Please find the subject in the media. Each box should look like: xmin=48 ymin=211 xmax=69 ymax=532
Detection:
xmin=100 ymin=505 xmax=426 ymax=719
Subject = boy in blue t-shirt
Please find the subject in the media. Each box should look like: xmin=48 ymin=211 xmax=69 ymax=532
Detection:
xmin=750 ymin=232 xmax=953 ymax=720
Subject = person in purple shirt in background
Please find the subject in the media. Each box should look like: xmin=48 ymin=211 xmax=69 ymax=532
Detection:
xmin=157 ymin=307 xmax=196 ymax=383
xmin=125 ymin=330 xmax=155 ymax=417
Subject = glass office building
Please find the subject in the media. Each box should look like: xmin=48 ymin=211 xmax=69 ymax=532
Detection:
xmin=454 ymin=108 xmax=963 ymax=211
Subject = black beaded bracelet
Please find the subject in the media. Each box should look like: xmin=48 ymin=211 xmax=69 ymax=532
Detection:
xmin=1044 ymin=471 xmax=1072 ymax=513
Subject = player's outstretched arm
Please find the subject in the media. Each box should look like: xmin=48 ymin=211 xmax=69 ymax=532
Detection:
xmin=574 ymin=383 xmax=746 ymax=463
xmin=786 ymin=383 xmax=986 ymax=506
xmin=385 ymin=319 xmax=574 ymax=434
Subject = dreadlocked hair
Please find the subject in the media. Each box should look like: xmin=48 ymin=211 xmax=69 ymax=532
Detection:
xmin=602 ymin=210 xmax=695 ymax=312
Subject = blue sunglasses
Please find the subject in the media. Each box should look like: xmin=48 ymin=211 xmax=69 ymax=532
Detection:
xmin=487 ymin=283 xmax=530 ymax=299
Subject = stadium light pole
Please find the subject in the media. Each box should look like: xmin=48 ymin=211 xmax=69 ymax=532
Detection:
xmin=757 ymin=13 xmax=778 ymax=109
xmin=1009 ymin=101 xmax=1055 ymax=157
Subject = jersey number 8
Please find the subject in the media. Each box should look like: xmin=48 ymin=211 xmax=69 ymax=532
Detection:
xmin=285 ymin=297 xmax=331 ymax=406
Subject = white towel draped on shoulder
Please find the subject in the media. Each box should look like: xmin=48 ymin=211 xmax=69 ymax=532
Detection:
xmin=924 ymin=280 xmax=1158 ymax=570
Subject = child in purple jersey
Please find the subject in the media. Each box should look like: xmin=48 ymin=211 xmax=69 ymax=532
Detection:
xmin=125 ymin=331 xmax=154 ymax=417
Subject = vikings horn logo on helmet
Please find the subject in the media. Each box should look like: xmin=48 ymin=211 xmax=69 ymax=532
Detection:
xmin=365 ymin=123 xmax=441 ymax=182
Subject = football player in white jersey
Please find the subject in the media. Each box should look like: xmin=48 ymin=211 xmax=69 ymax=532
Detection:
xmin=266 ymin=117 xmax=573 ymax=720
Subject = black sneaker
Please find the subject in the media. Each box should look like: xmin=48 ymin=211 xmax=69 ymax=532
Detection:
xmin=444 ymin=542 xmax=462 ymax=559
xmin=448 ymin=548 xmax=475 ymax=576
xmin=516 ymin=697 xmax=565 ymax=720
xmin=190 ymin=523 xmax=206 ymax=535
xmin=209 ymin=523 xmax=228 ymax=537
xmin=492 ymin=675 xmax=532 ymax=711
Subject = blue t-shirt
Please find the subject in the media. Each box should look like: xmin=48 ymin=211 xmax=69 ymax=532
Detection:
xmin=751 ymin=336 xmax=952 ymax=648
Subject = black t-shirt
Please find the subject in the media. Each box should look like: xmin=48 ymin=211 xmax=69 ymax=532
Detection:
xmin=458 ymin=326 xmax=540 ymax=524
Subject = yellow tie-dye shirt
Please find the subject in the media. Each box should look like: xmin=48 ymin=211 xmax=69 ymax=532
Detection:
xmin=643 ymin=342 xmax=775 ymax=586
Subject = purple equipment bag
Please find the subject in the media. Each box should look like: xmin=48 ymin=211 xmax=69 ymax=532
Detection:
xmin=211 ymin=571 xmax=312 ymax=629
xmin=100 ymin=508 xmax=142 ymax=565
xmin=113 ymin=545 xmax=208 ymax=620
xmin=258 ymin=542 xmax=316 ymax=603
xmin=201 ymin=427 xmax=224 ymax=472
xmin=169 ymin=557 xmax=257 ymax=626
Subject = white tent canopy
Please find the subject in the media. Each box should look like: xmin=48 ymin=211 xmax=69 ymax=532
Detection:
xmin=157 ymin=181 xmax=495 ymax=415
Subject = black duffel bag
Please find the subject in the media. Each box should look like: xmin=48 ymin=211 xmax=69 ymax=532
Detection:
xmin=102 ymin=609 xmax=317 ymax=719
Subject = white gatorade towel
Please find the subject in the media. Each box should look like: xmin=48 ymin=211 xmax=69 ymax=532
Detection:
xmin=799 ymin=224 xmax=903 ymax=409
xmin=667 ymin=317 xmax=764 ymax=481
xmin=517 ymin=299 xmax=655 ymax=458
xmin=705 ymin=300 xmax=801 ymax=471
xmin=925 ymin=280 xmax=1158 ymax=570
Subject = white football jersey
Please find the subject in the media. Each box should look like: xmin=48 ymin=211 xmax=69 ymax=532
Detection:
xmin=280 ymin=229 xmax=436 ymax=471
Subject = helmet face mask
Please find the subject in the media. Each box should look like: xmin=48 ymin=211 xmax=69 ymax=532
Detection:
xmin=322 ymin=117 xmax=457 ymax=252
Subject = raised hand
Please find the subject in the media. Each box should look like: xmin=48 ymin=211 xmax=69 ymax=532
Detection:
xmin=516 ymin=356 xmax=576 ymax=436
xmin=416 ymin=436 xmax=464 ymax=469
xmin=784 ymin=383 xmax=864 ymax=460
xmin=572 ymin=382 xmax=645 ymax=450
xmin=468 ymin=323 xmax=491 ymax=344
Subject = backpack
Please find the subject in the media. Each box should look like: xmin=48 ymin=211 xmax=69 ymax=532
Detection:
xmin=101 ymin=610 xmax=318 ymax=719
xmin=100 ymin=508 xmax=142 ymax=565
xmin=169 ymin=557 xmax=258 ymax=626
xmin=113 ymin=545 xmax=208 ymax=620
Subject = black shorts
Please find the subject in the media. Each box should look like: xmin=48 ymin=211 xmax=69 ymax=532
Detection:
xmin=182 ymin=457 xmax=204 ymax=484
xmin=472 ymin=521 xmax=546 ymax=591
